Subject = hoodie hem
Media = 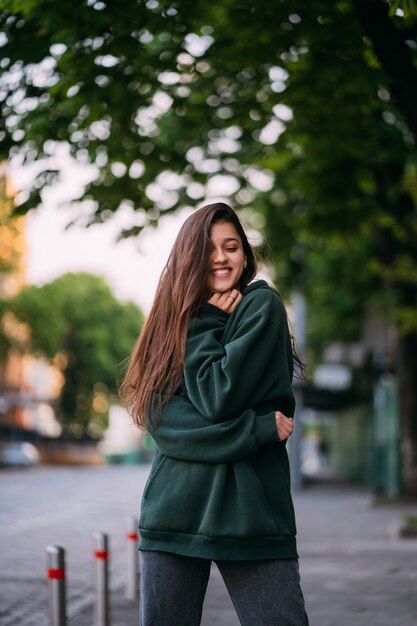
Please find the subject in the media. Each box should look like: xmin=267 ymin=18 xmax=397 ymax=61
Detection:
xmin=139 ymin=528 xmax=298 ymax=560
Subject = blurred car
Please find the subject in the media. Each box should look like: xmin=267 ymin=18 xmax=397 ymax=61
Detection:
xmin=0 ymin=441 xmax=40 ymax=467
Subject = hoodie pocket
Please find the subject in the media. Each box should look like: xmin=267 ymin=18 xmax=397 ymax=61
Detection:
xmin=140 ymin=456 xmax=280 ymax=538
xmin=199 ymin=459 xmax=280 ymax=538
xmin=249 ymin=445 xmax=296 ymax=535
xmin=140 ymin=457 xmax=214 ymax=533
xmin=142 ymin=455 xmax=168 ymax=501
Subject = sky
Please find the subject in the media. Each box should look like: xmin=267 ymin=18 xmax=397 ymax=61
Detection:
xmin=25 ymin=200 xmax=191 ymax=314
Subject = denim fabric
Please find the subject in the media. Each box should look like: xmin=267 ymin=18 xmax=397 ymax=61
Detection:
xmin=140 ymin=551 xmax=309 ymax=626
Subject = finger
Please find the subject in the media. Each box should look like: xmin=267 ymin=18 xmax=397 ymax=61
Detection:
xmin=232 ymin=291 xmax=243 ymax=310
xmin=207 ymin=291 xmax=221 ymax=306
xmin=208 ymin=291 xmax=230 ymax=307
xmin=276 ymin=417 xmax=293 ymax=439
xmin=279 ymin=428 xmax=293 ymax=441
xmin=217 ymin=290 xmax=232 ymax=303
xmin=228 ymin=291 xmax=242 ymax=311
xmin=209 ymin=289 xmax=242 ymax=313
xmin=284 ymin=425 xmax=294 ymax=435
xmin=208 ymin=290 xmax=235 ymax=312
xmin=280 ymin=422 xmax=293 ymax=436
xmin=278 ymin=415 xmax=293 ymax=427
xmin=223 ymin=290 xmax=239 ymax=309
xmin=277 ymin=411 xmax=292 ymax=420
xmin=283 ymin=418 xmax=293 ymax=430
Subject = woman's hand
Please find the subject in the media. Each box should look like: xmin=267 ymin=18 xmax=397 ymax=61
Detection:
xmin=275 ymin=411 xmax=294 ymax=441
xmin=208 ymin=288 xmax=243 ymax=313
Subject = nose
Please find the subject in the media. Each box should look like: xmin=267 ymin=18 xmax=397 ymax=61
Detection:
xmin=212 ymin=246 xmax=227 ymax=264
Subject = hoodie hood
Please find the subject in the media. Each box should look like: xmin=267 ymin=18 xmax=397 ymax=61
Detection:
xmin=242 ymin=279 xmax=270 ymax=296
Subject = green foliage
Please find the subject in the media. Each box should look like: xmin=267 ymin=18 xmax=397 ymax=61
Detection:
xmin=257 ymin=0 xmax=417 ymax=342
xmin=8 ymin=273 xmax=144 ymax=435
xmin=304 ymin=238 xmax=380 ymax=353
xmin=404 ymin=513 xmax=417 ymax=527
xmin=389 ymin=0 xmax=417 ymax=17
xmin=1 ymin=0 xmax=417 ymax=351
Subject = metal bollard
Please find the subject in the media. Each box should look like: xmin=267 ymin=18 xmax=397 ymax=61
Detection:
xmin=93 ymin=531 xmax=109 ymax=626
xmin=125 ymin=516 xmax=139 ymax=600
xmin=46 ymin=545 xmax=66 ymax=626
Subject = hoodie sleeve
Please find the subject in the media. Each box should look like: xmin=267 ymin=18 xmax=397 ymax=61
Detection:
xmin=146 ymin=395 xmax=280 ymax=463
xmin=184 ymin=289 xmax=285 ymax=421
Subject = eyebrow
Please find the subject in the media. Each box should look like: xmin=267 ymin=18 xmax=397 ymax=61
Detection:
xmin=222 ymin=237 xmax=240 ymax=244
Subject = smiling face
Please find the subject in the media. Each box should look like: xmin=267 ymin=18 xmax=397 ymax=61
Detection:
xmin=208 ymin=220 xmax=247 ymax=293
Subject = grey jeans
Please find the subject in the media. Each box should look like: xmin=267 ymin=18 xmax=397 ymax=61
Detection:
xmin=140 ymin=550 xmax=309 ymax=626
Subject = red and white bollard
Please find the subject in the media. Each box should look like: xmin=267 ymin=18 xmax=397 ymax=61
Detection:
xmin=93 ymin=531 xmax=109 ymax=626
xmin=46 ymin=545 xmax=66 ymax=626
xmin=125 ymin=516 xmax=139 ymax=600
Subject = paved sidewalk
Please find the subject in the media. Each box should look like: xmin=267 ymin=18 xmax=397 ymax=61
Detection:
xmin=295 ymin=482 xmax=417 ymax=626
xmin=3 ymin=465 xmax=416 ymax=624
xmin=100 ymin=481 xmax=417 ymax=626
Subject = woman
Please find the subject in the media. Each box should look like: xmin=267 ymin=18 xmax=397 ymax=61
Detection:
xmin=120 ymin=202 xmax=309 ymax=625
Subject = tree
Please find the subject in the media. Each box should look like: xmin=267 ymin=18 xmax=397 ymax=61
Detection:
xmin=7 ymin=273 xmax=144 ymax=436
xmin=260 ymin=1 xmax=417 ymax=495
xmin=1 ymin=1 xmax=417 ymax=492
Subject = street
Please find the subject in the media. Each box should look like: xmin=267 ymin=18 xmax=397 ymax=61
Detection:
xmin=0 ymin=465 xmax=147 ymax=626
xmin=1 ymin=465 xmax=417 ymax=625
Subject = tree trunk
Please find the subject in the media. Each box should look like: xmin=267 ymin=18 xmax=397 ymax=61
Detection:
xmin=397 ymin=331 xmax=417 ymax=497
xmin=354 ymin=0 xmax=417 ymax=143
xmin=372 ymin=217 xmax=417 ymax=498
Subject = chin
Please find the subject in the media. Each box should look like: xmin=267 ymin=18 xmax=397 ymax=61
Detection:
xmin=214 ymin=281 xmax=238 ymax=293
xmin=210 ymin=271 xmax=243 ymax=293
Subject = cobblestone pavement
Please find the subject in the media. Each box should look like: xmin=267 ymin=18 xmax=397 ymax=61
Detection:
xmin=0 ymin=465 xmax=148 ymax=626
xmin=1 ymin=465 xmax=417 ymax=625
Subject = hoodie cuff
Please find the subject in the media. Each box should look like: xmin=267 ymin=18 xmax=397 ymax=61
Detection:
xmin=196 ymin=303 xmax=229 ymax=321
xmin=254 ymin=412 xmax=279 ymax=446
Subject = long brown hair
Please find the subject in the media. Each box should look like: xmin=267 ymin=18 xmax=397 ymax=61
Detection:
xmin=119 ymin=203 xmax=257 ymax=428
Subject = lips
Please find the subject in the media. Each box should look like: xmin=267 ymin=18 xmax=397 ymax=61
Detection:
xmin=213 ymin=269 xmax=232 ymax=278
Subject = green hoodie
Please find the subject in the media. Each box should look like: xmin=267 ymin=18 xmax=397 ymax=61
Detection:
xmin=139 ymin=280 xmax=298 ymax=560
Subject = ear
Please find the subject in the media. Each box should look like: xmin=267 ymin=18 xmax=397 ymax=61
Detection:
xmin=243 ymin=257 xmax=247 ymax=268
